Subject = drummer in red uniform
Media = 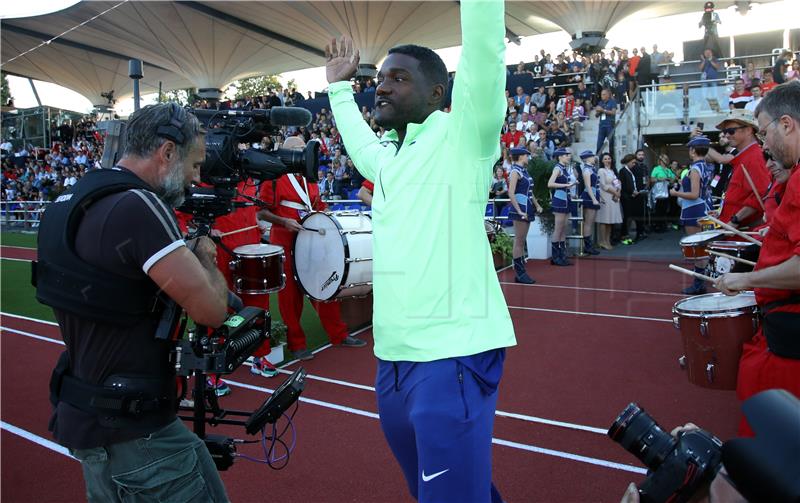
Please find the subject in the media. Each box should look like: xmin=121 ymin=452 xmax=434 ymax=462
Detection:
xmin=715 ymin=81 xmax=800 ymax=436
xmin=257 ymin=136 xmax=366 ymax=360
xmin=705 ymin=110 xmax=770 ymax=228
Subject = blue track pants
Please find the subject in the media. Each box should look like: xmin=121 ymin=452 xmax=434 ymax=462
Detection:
xmin=376 ymin=349 xmax=505 ymax=503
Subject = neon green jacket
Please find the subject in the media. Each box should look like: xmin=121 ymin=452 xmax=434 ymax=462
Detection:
xmin=328 ymin=0 xmax=516 ymax=361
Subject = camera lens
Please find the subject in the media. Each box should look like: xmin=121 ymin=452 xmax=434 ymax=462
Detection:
xmin=608 ymin=403 xmax=676 ymax=471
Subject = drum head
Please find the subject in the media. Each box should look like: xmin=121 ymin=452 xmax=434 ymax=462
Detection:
xmin=675 ymin=291 xmax=756 ymax=313
xmin=233 ymin=244 xmax=284 ymax=256
xmin=294 ymin=213 xmax=346 ymax=301
xmin=680 ymin=230 xmax=725 ymax=245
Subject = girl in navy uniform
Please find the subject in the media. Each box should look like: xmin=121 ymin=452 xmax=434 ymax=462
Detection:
xmin=670 ymin=135 xmax=715 ymax=294
xmin=508 ymin=147 xmax=543 ymax=283
xmin=580 ymin=150 xmax=602 ymax=255
xmin=547 ymin=148 xmax=577 ymax=266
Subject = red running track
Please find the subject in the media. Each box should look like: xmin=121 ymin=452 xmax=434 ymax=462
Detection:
xmin=1 ymin=256 xmax=741 ymax=502
xmin=1 ymin=246 xmax=37 ymax=261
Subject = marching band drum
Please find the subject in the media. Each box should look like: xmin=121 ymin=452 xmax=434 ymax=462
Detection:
xmin=294 ymin=211 xmax=374 ymax=302
xmin=229 ymin=244 xmax=286 ymax=294
xmin=673 ymin=292 xmax=761 ymax=390
xmin=678 ymin=230 xmax=727 ymax=259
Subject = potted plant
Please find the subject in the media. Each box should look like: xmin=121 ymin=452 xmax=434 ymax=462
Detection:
xmin=490 ymin=229 xmax=513 ymax=270
xmin=266 ymin=319 xmax=288 ymax=365
xmin=528 ymin=156 xmax=556 ymax=236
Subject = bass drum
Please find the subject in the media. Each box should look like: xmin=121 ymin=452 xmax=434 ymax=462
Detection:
xmin=294 ymin=211 xmax=373 ymax=301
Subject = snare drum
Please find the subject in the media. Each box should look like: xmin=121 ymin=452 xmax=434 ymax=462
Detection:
xmin=672 ymin=292 xmax=760 ymax=390
xmin=679 ymin=230 xmax=726 ymax=259
xmin=229 ymin=244 xmax=285 ymax=294
xmin=294 ymin=211 xmax=373 ymax=301
xmin=707 ymin=240 xmax=760 ymax=276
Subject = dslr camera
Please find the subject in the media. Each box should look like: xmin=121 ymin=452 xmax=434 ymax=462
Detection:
xmin=608 ymin=403 xmax=723 ymax=503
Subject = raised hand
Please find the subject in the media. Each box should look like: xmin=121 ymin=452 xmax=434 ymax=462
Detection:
xmin=325 ymin=36 xmax=360 ymax=84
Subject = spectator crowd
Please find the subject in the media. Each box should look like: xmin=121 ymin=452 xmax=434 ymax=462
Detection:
xmin=2 ymin=119 xmax=103 ymax=226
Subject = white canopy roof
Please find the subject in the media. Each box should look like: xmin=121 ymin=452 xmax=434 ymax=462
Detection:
xmin=1 ymin=1 xmax=756 ymax=104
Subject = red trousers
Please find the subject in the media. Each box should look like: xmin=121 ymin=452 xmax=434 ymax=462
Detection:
xmin=270 ymin=228 xmax=348 ymax=351
xmin=736 ymin=330 xmax=800 ymax=436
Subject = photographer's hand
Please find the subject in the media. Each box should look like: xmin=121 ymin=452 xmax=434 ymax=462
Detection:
xmin=325 ymin=36 xmax=360 ymax=84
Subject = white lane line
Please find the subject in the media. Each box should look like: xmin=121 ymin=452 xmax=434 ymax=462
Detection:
xmin=0 ymin=245 xmax=36 ymax=251
xmin=495 ymin=411 xmax=607 ymax=434
xmin=508 ymin=305 xmax=671 ymax=323
xmin=265 ymin=368 xmax=610 ymax=435
xmin=2 ymin=322 xmax=613 ymax=436
xmin=224 ymin=379 xmax=645 ymax=474
xmin=500 ymin=281 xmax=684 ymax=298
xmin=492 ymin=438 xmax=646 ymax=474
xmin=1 ymin=410 xmax=645 ymax=476
xmin=1 ymin=421 xmax=74 ymax=459
xmin=0 ymin=257 xmax=31 ymax=262
xmin=2 ymin=327 xmax=64 ymax=345
xmin=1 ymin=312 xmax=59 ymax=326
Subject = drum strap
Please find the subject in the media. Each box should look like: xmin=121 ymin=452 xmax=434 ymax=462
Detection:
xmin=287 ymin=175 xmax=312 ymax=211
xmin=280 ymin=200 xmax=307 ymax=210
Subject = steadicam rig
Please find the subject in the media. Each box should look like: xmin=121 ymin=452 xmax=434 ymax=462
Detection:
xmin=173 ymin=306 xmax=307 ymax=471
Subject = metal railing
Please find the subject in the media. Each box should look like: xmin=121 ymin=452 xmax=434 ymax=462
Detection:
xmin=1 ymin=200 xmax=49 ymax=229
xmin=639 ymin=79 xmax=734 ymax=125
xmin=658 ymin=51 xmax=786 ymax=68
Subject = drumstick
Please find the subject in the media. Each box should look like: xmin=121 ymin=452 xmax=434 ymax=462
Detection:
xmin=704 ymin=215 xmax=762 ymax=246
xmin=302 ymin=227 xmax=327 ymax=235
xmin=707 ymin=249 xmax=757 ymax=267
xmin=219 ymin=225 xmax=260 ymax=237
xmin=720 ymin=230 xmax=761 ymax=236
xmin=740 ymin=164 xmax=767 ymax=214
xmin=669 ymin=264 xmax=715 ymax=282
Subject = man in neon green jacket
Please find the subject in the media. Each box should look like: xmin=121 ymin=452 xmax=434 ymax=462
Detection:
xmin=326 ymin=1 xmax=515 ymax=501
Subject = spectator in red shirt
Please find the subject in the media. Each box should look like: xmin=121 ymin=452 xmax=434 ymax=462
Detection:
xmin=500 ymin=122 xmax=524 ymax=149
xmin=628 ymin=48 xmax=641 ymax=97
xmin=760 ymin=69 xmax=778 ymax=93
xmin=729 ymin=78 xmax=753 ymax=110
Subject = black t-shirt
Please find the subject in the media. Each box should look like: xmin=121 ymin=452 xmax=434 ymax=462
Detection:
xmin=773 ymin=59 xmax=787 ymax=85
xmin=633 ymin=161 xmax=650 ymax=190
xmin=51 ymin=182 xmax=186 ymax=449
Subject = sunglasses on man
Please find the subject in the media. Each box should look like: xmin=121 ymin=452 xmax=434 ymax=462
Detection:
xmin=721 ymin=125 xmax=748 ymax=135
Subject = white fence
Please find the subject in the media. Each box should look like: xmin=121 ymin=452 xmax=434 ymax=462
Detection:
xmin=1 ymin=200 xmax=49 ymax=229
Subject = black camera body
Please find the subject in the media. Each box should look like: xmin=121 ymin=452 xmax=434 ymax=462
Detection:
xmin=609 ymin=403 xmax=723 ymax=503
xmin=177 ymin=107 xmax=319 ymax=225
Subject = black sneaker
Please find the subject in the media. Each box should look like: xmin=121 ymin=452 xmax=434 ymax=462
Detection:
xmin=293 ymin=348 xmax=315 ymax=360
xmin=336 ymin=336 xmax=367 ymax=348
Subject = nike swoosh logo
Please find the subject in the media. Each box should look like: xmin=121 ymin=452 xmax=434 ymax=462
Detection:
xmin=421 ymin=469 xmax=449 ymax=482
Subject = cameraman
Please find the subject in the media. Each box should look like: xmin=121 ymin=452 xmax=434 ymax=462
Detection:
xmin=38 ymin=103 xmax=229 ymax=501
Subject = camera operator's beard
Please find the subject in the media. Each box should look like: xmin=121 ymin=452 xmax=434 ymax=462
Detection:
xmin=156 ymin=159 xmax=186 ymax=208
